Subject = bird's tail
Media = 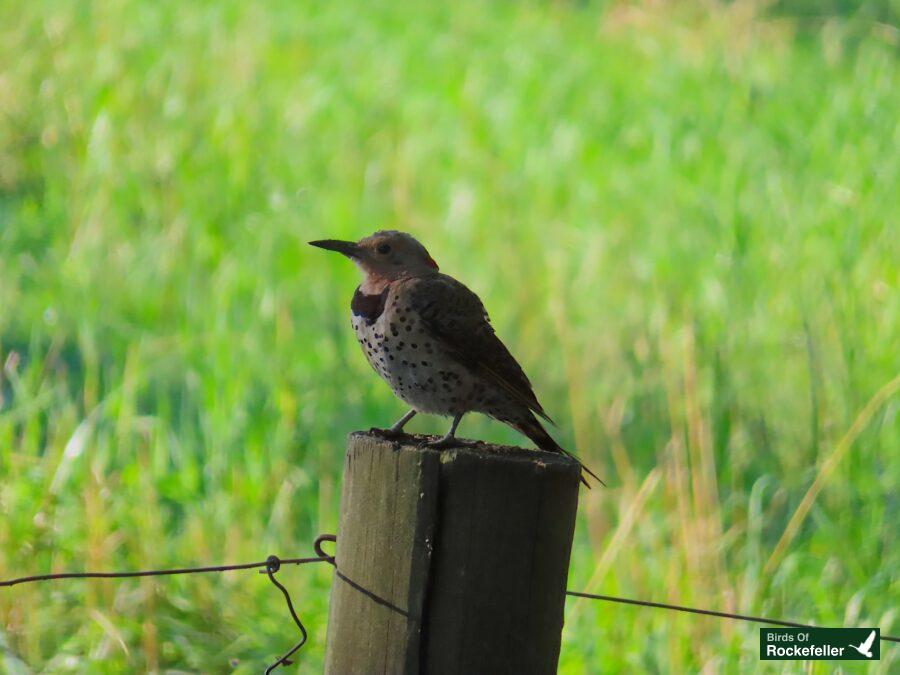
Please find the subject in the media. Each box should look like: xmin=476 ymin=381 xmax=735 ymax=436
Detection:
xmin=506 ymin=414 xmax=604 ymax=488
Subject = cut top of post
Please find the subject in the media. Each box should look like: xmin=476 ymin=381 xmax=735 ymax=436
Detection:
xmin=349 ymin=429 xmax=582 ymax=470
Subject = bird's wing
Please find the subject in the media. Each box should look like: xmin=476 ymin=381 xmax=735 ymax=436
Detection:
xmin=861 ymin=631 xmax=876 ymax=650
xmin=405 ymin=274 xmax=552 ymax=423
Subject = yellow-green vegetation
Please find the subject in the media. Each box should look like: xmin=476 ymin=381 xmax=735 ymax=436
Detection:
xmin=1 ymin=0 xmax=898 ymax=672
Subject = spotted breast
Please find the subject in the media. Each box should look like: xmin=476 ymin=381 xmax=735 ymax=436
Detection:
xmin=350 ymin=280 xmax=494 ymax=417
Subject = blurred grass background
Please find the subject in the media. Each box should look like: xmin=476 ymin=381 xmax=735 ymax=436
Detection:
xmin=1 ymin=0 xmax=898 ymax=672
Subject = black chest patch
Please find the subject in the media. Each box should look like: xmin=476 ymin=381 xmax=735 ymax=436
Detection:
xmin=351 ymin=286 xmax=389 ymax=326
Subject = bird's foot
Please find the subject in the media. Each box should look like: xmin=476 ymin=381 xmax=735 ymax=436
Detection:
xmin=369 ymin=426 xmax=407 ymax=439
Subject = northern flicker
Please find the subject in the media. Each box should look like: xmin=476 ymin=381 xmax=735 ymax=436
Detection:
xmin=310 ymin=230 xmax=600 ymax=487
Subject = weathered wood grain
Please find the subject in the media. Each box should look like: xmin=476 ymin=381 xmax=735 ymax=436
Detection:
xmin=324 ymin=431 xmax=580 ymax=674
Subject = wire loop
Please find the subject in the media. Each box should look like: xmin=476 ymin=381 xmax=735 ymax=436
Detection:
xmin=314 ymin=533 xmax=337 ymax=566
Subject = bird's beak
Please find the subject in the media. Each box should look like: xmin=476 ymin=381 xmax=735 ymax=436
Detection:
xmin=308 ymin=239 xmax=359 ymax=258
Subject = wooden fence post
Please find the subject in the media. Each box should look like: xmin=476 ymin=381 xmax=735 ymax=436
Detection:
xmin=323 ymin=431 xmax=581 ymax=674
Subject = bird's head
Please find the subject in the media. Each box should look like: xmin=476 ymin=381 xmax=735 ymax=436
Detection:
xmin=309 ymin=230 xmax=439 ymax=291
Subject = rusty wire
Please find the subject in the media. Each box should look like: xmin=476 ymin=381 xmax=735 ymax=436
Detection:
xmin=262 ymin=534 xmax=336 ymax=673
xmin=0 ymin=534 xmax=336 ymax=672
xmin=0 ymin=555 xmax=329 ymax=587
xmin=565 ymin=591 xmax=900 ymax=644
xmin=2 ymin=529 xmax=897 ymax=675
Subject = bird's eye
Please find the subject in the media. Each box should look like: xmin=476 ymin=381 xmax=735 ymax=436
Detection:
xmin=376 ymin=243 xmax=391 ymax=255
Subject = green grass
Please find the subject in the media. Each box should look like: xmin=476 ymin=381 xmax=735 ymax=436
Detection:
xmin=1 ymin=0 xmax=898 ymax=672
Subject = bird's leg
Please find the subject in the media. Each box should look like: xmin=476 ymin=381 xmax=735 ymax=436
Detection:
xmin=426 ymin=413 xmax=471 ymax=448
xmin=373 ymin=409 xmax=417 ymax=437
xmin=388 ymin=409 xmax=417 ymax=434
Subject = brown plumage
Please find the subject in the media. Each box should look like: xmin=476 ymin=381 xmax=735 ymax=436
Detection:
xmin=310 ymin=230 xmax=601 ymax=487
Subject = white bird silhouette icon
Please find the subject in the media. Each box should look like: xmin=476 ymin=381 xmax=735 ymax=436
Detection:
xmin=850 ymin=630 xmax=876 ymax=658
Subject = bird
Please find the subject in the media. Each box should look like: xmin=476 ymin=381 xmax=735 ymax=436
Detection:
xmin=850 ymin=630 xmax=876 ymax=658
xmin=309 ymin=230 xmax=601 ymax=487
